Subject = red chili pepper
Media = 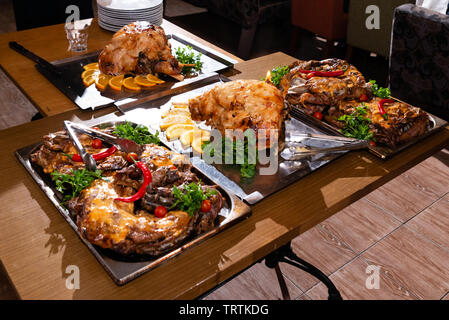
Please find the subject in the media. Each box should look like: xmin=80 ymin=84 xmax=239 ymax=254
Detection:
xmin=378 ymin=98 xmax=394 ymax=115
xmin=115 ymin=161 xmax=152 ymax=202
xmin=299 ymin=69 xmax=344 ymax=79
xmin=67 ymin=146 xmax=118 ymax=162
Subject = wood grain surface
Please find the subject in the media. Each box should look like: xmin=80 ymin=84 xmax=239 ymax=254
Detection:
xmin=0 ymin=40 xmax=448 ymax=299
xmin=0 ymin=19 xmax=242 ymax=117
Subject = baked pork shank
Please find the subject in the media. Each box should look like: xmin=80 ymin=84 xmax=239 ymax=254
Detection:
xmin=328 ymin=98 xmax=430 ymax=147
xmin=98 ymin=21 xmax=183 ymax=80
xmin=188 ymin=80 xmax=288 ymax=149
xmin=31 ymin=130 xmax=224 ymax=256
xmin=280 ymin=58 xmax=372 ymax=116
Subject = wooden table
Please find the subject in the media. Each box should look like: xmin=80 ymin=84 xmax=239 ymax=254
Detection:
xmin=0 ymin=19 xmax=241 ymax=117
xmin=1 ymin=22 xmax=449 ymax=300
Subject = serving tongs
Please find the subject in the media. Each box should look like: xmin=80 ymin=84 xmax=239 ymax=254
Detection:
xmin=281 ymin=132 xmax=370 ymax=160
xmin=63 ymin=121 xmax=142 ymax=170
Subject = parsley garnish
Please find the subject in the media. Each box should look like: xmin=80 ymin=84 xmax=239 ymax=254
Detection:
xmin=262 ymin=65 xmax=290 ymax=87
xmin=51 ymin=169 xmax=103 ymax=202
xmin=174 ymin=46 xmax=203 ymax=75
xmin=113 ymin=122 xmax=160 ymax=145
xmin=337 ymin=104 xmax=374 ymax=141
xmin=202 ymin=135 xmax=258 ymax=179
xmin=369 ymin=80 xmax=391 ymax=99
xmin=171 ymin=182 xmax=217 ymax=216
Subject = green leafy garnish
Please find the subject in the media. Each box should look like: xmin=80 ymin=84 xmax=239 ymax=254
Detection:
xmin=262 ymin=65 xmax=290 ymax=87
xmin=174 ymin=46 xmax=203 ymax=75
xmin=369 ymin=80 xmax=391 ymax=99
xmin=51 ymin=169 xmax=103 ymax=201
xmin=202 ymin=135 xmax=258 ymax=179
xmin=113 ymin=122 xmax=160 ymax=145
xmin=337 ymin=104 xmax=374 ymax=141
xmin=171 ymin=181 xmax=217 ymax=216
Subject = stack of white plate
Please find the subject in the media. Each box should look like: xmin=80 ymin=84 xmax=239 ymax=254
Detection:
xmin=97 ymin=0 xmax=163 ymax=32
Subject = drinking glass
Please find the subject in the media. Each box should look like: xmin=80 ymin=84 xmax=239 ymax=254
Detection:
xmin=64 ymin=20 xmax=90 ymax=52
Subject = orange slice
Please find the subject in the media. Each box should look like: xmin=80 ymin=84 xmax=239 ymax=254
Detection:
xmin=81 ymin=68 xmax=99 ymax=79
xmin=146 ymin=74 xmax=165 ymax=84
xmin=134 ymin=75 xmax=157 ymax=87
xmin=109 ymin=75 xmax=124 ymax=91
xmin=123 ymin=77 xmax=141 ymax=91
xmin=83 ymin=74 xmax=97 ymax=87
xmin=95 ymin=74 xmax=111 ymax=91
xmin=83 ymin=62 xmax=99 ymax=70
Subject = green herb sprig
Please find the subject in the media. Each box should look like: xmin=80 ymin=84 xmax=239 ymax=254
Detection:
xmin=174 ymin=46 xmax=203 ymax=75
xmin=262 ymin=65 xmax=290 ymax=87
xmin=113 ymin=122 xmax=160 ymax=145
xmin=369 ymin=79 xmax=391 ymax=99
xmin=337 ymin=104 xmax=374 ymax=141
xmin=171 ymin=182 xmax=217 ymax=216
xmin=51 ymin=169 xmax=103 ymax=201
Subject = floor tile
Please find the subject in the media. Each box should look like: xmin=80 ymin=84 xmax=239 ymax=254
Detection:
xmin=306 ymin=256 xmax=418 ymax=300
xmin=296 ymin=294 xmax=311 ymax=300
xmin=365 ymin=174 xmax=438 ymax=222
xmin=442 ymin=292 xmax=449 ymax=300
xmin=406 ymin=195 xmax=449 ymax=251
xmin=203 ymin=261 xmax=303 ymax=300
xmin=402 ymin=156 xmax=449 ymax=197
xmin=280 ymin=225 xmax=356 ymax=292
xmin=319 ymin=198 xmax=401 ymax=254
xmin=361 ymin=226 xmax=449 ymax=299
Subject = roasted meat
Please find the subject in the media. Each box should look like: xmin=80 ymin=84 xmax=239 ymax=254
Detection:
xmin=98 ymin=21 xmax=183 ymax=80
xmin=31 ymin=131 xmax=224 ymax=256
xmin=280 ymin=58 xmax=372 ymax=116
xmin=328 ymin=98 xmax=430 ymax=147
xmin=188 ymin=80 xmax=288 ymax=149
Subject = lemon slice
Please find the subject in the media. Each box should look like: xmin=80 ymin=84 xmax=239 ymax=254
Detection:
xmin=180 ymin=129 xmax=210 ymax=147
xmin=109 ymin=75 xmax=124 ymax=91
xmin=165 ymin=123 xmax=196 ymax=140
xmin=83 ymin=62 xmax=99 ymax=70
xmin=160 ymin=115 xmax=194 ymax=130
xmin=81 ymin=68 xmax=99 ymax=79
xmin=134 ymin=75 xmax=157 ymax=87
xmin=123 ymin=77 xmax=141 ymax=91
xmin=191 ymin=131 xmax=211 ymax=153
xmin=162 ymin=108 xmax=191 ymax=118
xmin=146 ymin=74 xmax=165 ymax=84
xmin=83 ymin=74 xmax=97 ymax=87
xmin=95 ymin=74 xmax=111 ymax=91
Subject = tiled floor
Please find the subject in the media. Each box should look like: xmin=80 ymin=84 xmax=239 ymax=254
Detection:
xmin=204 ymin=149 xmax=449 ymax=300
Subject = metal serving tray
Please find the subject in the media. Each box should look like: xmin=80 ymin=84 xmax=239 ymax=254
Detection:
xmin=115 ymin=75 xmax=349 ymax=205
xmin=15 ymin=120 xmax=251 ymax=286
xmin=288 ymin=102 xmax=448 ymax=159
xmin=35 ymin=33 xmax=237 ymax=111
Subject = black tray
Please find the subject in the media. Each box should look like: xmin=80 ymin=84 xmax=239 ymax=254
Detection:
xmin=15 ymin=120 xmax=251 ymax=286
xmin=36 ymin=33 xmax=237 ymax=111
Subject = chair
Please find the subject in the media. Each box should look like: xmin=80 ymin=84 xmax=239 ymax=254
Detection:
xmin=345 ymin=0 xmax=414 ymax=59
xmin=184 ymin=0 xmax=290 ymax=59
xmin=390 ymin=4 xmax=449 ymax=121
xmin=289 ymin=0 xmax=349 ymax=57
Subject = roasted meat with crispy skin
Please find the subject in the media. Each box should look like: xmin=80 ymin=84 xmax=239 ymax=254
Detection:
xmin=188 ymin=80 xmax=288 ymax=149
xmin=280 ymin=58 xmax=372 ymax=116
xmin=328 ymin=98 xmax=430 ymax=147
xmin=31 ymin=131 xmax=224 ymax=256
xmin=98 ymin=21 xmax=183 ymax=80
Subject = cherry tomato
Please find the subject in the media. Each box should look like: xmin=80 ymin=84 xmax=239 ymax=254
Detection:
xmin=359 ymin=94 xmax=368 ymax=102
xmin=313 ymin=111 xmax=323 ymax=121
xmin=127 ymin=152 xmax=138 ymax=163
xmin=154 ymin=206 xmax=167 ymax=218
xmin=369 ymin=141 xmax=377 ymax=147
xmin=92 ymin=139 xmax=103 ymax=149
xmin=200 ymin=199 xmax=212 ymax=212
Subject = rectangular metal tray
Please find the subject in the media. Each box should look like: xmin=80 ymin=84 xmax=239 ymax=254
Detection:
xmin=15 ymin=120 xmax=251 ymax=286
xmin=288 ymin=102 xmax=448 ymax=159
xmin=116 ymin=75 xmax=349 ymax=205
xmin=36 ymin=33 xmax=237 ymax=111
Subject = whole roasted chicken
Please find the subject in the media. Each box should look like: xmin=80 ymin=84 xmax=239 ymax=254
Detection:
xmin=98 ymin=21 xmax=183 ymax=80
xmin=188 ymin=80 xmax=288 ymax=149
